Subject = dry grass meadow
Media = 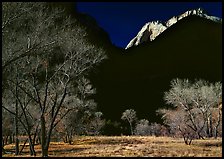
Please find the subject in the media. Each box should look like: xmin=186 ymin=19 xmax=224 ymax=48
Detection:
xmin=3 ymin=136 xmax=222 ymax=157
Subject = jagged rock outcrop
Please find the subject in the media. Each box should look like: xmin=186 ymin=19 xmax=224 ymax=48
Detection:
xmin=125 ymin=8 xmax=222 ymax=49
xmin=126 ymin=21 xmax=167 ymax=49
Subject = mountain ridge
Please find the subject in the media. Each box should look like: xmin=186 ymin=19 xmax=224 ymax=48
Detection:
xmin=125 ymin=8 xmax=222 ymax=49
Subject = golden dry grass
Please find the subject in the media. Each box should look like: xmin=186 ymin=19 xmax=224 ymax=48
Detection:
xmin=3 ymin=136 xmax=222 ymax=157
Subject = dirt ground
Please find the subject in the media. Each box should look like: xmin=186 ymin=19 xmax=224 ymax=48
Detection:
xmin=3 ymin=136 xmax=222 ymax=157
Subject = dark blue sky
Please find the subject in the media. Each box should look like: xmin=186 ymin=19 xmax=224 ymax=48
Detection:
xmin=77 ymin=2 xmax=222 ymax=48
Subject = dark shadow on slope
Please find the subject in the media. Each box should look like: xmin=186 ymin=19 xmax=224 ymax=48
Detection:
xmin=89 ymin=15 xmax=222 ymax=135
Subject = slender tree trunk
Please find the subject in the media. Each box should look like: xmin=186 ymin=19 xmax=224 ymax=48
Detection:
xmin=28 ymin=134 xmax=36 ymax=156
xmin=15 ymin=75 xmax=20 ymax=155
xmin=214 ymin=127 xmax=217 ymax=138
xmin=9 ymin=135 xmax=12 ymax=144
xmin=19 ymin=138 xmax=28 ymax=155
xmin=2 ymin=136 xmax=5 ymax=154
xmin=206 ymin=113 xmax=213 ymax=138
xmin=5 ymin=135 xmax=9 ymax=145
xmin=2 ymin=136 xmax=4 ymax=148
xmin=68 ymin=131 xmax=72 ymax=145
xmin=12 ymin=134 xmax=15 ymax=143
xmin=15 ymin=129 xmax=19 ymax=155
xmin=188 ymin=139 xmax=192 ymax=145
xmin=64 ymin=134 xmax=68 ymax=143
xmin=209 ymin=115 xmax=213 ymax=137
xmin=33 ymin=123 xmax=40 ymax=145
xmin=129 ymin=122 xmax=133 ymax=135
xmin=15 ymin=99 xmax=19 ymax=155
xmin=38 ymin=133 xmax=41 ymax=145
xmin=214 ymin=108 xmax=221 ymax=139
xmin=205 ymin=114 xmax=210 ymax=137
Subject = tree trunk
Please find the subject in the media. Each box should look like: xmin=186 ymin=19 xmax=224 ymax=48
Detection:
xmin=15 ymin=138 xmax=19 ymax=155
xmin=15 ymin=99 xmax=19 ymax=155
xmin=214 ymin=127 xmax=218 ymax=139
xmin=209 ymin=114 xmax=213 ymax=137
xmin=129 ymin=122 xmax=133 ymax=135
xmin=63 ymin=134 xmax=67 ymax=143
xmin=68 ymin=132 xmax=72 ymax=145
xmin=2 ymin=136 xmax=4 ymax=148
xmin=214 ymin=108 xmax=221 ymax=139
xmin=12 ymin=134 xmax=15 ymax=143
xmin=28 ymin=135 xmax=36 ymax=156
xmin=197 ymin=132 xmax=204 ymax=140
xmin=205 ymin=114 xmax=211 ymax=137
xmin=2 ymin=136 xmax=5 ymax=154
xmin=36 ymin=132 xmax=41 ymax=144
xmin=9 ymin=135 xmax=12 ymax=144
xmin=19 ymin=138 xmax=28 ymax=155
xmin=42 ymin=146 xmax=49 ymax=157
xmin=5 ymin=136 xmax=8 ymax=145
xmin=183 ymin=136 xmax=192 ymax=145
xmin=40 ymin=115 xmax=48 ymax=157
xmin=188 ymin=139 xmax=192 ymax=145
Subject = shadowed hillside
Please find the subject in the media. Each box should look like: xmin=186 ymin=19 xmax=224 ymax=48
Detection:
xmin=54 ymin=4 xmax=221 ymax=135
xmin=89 ymin=15 xmax=222 ymax=135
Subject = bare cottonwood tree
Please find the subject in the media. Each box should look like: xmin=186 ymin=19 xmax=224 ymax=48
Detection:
xmin=121 ymin=109 xmax=137 ymax=135
xmin=2 ymin=2 xmax=106 ymax=157
xmin=157 ymin=108 xmax=197 ymax=145
xmin=54 ymin=77 xmax=105 ymax=144
xmin=157 ymin=78 xmax=222 ymax=145
xmin=190 ymin=80 xmax=222 ymax=137
xmin=2 ymin=70 xmax=40 ymax=156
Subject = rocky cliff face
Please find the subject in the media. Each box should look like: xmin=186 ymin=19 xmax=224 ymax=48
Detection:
xmin=125 ymin=8 xmax=222 ymax=49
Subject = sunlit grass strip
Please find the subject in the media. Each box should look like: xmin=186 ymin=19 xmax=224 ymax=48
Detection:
xmin=3 ymin=136 xmax=222 ymax=157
